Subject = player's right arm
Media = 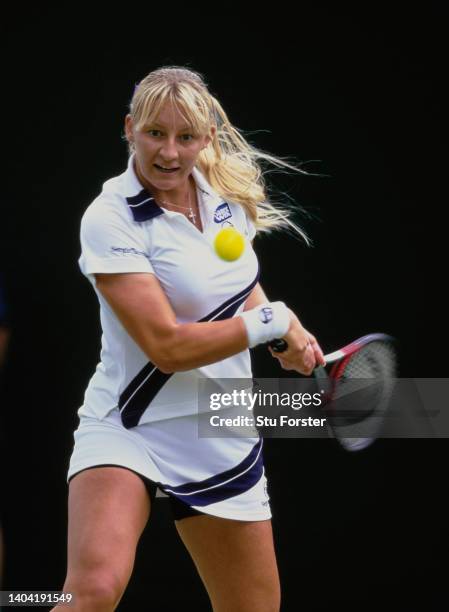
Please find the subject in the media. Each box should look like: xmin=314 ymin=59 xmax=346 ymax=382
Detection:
xmin=95 ymin=271 xmax=250 ymax=373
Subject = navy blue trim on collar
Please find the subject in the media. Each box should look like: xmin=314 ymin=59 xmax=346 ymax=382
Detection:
xmin=126 ymin=189 xmax=164 ymax=222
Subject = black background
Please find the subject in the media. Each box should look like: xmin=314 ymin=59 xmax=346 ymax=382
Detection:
xmin=1 ymin=5 xmax=447 ymax=610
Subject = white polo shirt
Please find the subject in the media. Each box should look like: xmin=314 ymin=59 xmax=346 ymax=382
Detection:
xmin=78 ymin=154 xmax=259 ymax=427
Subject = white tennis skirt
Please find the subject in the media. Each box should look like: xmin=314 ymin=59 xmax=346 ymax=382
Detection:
xmin=67 ymin=406 xmax=271 ymax=521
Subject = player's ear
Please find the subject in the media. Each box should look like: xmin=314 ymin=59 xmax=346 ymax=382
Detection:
xmin=203 ymin=125 xmax=216 ymax=149
xmin=125 ymin=114 xmax=134 ymax=142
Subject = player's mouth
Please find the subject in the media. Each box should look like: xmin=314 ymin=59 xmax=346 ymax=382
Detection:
xmin=154 ymin=164 xmax=180 ymax=174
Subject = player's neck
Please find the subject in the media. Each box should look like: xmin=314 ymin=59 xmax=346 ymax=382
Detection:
xmin=134 ymin=162 xmax=193 ymax=208
xmin=154 ymin=183 xmax=192 ymax=208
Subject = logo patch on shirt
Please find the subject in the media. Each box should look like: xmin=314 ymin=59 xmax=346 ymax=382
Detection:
xmin=259 ymin=307 xmax=273 ymax=324
xmin=214 ymin=203 xmax=232 ymax=223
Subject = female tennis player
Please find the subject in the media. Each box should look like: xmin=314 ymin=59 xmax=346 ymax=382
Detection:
xmin=52 ymin=66 xmax=325 ymax=612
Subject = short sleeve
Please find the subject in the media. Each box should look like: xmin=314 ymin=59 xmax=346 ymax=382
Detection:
xmin=79 ymin=202 xmax=154 ymax=281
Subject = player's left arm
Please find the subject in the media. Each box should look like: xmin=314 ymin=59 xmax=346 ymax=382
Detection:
xmin=243 ymin=239 xmax=324 ymax=368
xmin=244 ymin=282 xmax=325 ymax=368
xmin=243 ymin=282 xmax=269 ymax=311
xmin=243 ymin=240 xmax=270 ymax=310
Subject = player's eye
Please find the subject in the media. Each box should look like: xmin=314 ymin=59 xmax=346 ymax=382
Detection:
xmin=146 ymin=130 xmax=194 ymax=141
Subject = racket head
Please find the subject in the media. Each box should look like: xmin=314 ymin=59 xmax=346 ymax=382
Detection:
xmin=317 ymin=335 xmax=398 ymax=451
xmin=324 ymin=333 xmax=395 ymax=364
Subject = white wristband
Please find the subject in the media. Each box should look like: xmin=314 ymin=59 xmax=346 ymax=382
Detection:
xmin=239 ymin=301 xmax=290 ymax=348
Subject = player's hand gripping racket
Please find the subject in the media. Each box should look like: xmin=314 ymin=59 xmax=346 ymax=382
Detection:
xmin=269 ymin=333 xmax=398 ymax=451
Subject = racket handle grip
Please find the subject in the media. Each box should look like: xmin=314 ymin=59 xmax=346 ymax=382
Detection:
xmin=268 ymin=338 xmax=288 ymax=353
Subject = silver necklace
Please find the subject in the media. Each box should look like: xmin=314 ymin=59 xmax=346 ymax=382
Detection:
xmin=160 ymin=189 xmax=196 ymax=224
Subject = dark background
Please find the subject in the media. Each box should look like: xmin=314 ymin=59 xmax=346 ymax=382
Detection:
xmin=1 ymin=5 xmax=447 ymax=611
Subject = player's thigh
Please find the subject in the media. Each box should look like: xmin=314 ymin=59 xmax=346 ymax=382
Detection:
xmin=175 ymin=515 xmax=280 ymax=612
xmin=66 ymin=467 xmax=151 ymax=582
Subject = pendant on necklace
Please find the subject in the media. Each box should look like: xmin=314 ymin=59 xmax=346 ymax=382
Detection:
xmin=188 ymin=210 xmax=196 ymax=223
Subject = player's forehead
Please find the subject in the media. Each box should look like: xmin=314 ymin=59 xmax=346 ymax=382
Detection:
xmin=142 ymin=97 xmax=209 ymax=135
xmin=150 ymin=102 xmax=192 ymax=130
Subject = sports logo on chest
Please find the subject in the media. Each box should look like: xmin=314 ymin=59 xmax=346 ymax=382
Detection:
xmin=214 ymin=203 xmax=232 ymax=223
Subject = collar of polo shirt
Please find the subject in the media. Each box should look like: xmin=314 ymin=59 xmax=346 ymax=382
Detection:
xmin=123 ymin=153 xmax=219 ymax=223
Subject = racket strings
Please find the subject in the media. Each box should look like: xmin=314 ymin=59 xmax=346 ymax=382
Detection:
xmin=328 ymin=341 xmax=398 ymax=450
xmin=342 ymin=341 xmax=397 ymax=379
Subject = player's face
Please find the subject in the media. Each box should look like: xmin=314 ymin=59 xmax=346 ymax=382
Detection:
xmin=125 ymin=103 xmax=215 ymax=195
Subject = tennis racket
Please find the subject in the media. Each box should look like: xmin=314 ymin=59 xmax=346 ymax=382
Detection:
xmin=269 ymin=333 xmax=398 ymax=451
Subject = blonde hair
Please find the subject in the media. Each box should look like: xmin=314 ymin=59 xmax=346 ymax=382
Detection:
xmin=124 ymin=66 xmax=312 ymax=243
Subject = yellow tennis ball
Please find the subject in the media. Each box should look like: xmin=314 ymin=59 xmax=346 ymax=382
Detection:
xmin=214 ymin=227 xmax=245 ymax=261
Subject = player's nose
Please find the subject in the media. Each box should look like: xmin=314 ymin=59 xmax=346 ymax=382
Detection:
xmin=159 ymin=138 xmax=179 ymax=162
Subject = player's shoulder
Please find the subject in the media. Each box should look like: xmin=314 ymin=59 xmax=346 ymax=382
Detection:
xmin=81 ymin=176 xmax=132 ymax=230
